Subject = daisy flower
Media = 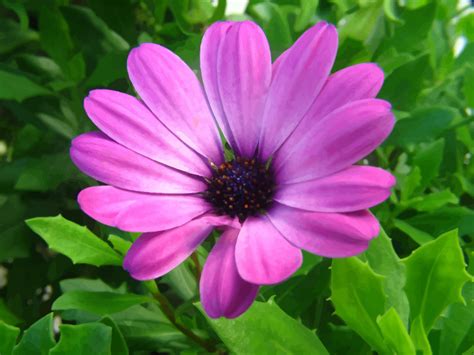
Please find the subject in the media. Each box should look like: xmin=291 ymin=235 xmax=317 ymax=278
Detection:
xmin=71 ymin=21 xmax=395 ymax=319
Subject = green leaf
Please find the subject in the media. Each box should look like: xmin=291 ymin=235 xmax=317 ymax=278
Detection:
xmin=61 ymin=5 xmax=129 ymax=67
xmin=38 ymin=5 xmax=79 ymax=81
xmin=209 ymin=0 xmax=227 ymax=23
xmin=403 ymin=229 xmax=472 ymax=332
xmin=330 ymin=258 xmax=388 ymax=353
xmin=110 ymin=305 xmax=184 ymax=350
xmin=0 ymin=223 xmax=33 ymax=262
xmin=60 ymin=278 xmax=127 ymax=294
xmin=393 ymin=219 xmax=434 ymax=245
xmin=99 ymin=316 xmax=129 ymax=355
xmin=12 ymin=313 xmax=55 ymax=355
xmin=294 ymin=0 xmax=318 ymax=32
xmin=0 ymin=69 xmax=50 ymax=102
xmin=377 ymin=308 xmax=415 ymax=355
xmin=262 ymin=260 xmax=330 ymax=320
xmin=413 ymin=138 xmax=445 ymax=189
xmin=0 ymin=299 xmax=22 ymax=325
xmin=0 ymin=322 xmax=20 ymax=355
xmin=387 ymin=107 xmax=456 ymax=146
xmin=26 ymin=215 xmax=122 ymax=267
xmin=0 ymin=19 xmax=38 ymax=55
xmin=107 ymin=235 xmax=132 ymax=256
xmin=84 ymin=50 xmax=128 ymax=88
xmin=408 ymin=189 xmax=459 ymax=212
xmin=14 ymin=153 xmax=76 ymax=192
xmin=464 ymin=65 xmax=474 ymax=108
xmin=294 ymin=251 xmax=323 ymax=276
xmin=52 ymin=291 xmax=151 ymax=315
xmin=249 ymin=2 xmax=293 ymax=59
xmin=439 ymin=282 xmax=474 ymax=355
xmin=406 ymin=206 xmax=474 ymax=237
xmin=379 ymin=54 xmax=431 ymax=110
xmin=338 ymin=0 xmax=384 ymax=45
xmin=410 ymin=317 xmax=432 ymax=355
xmin=198 ymin=299 xmax=329 ymax=354
xmin=49 ymin=323 xmax=112 ymax=355
xmin=390 ymin=3 xmax=436 ymax=52
xmin=400 ymin=166 xmax=421 ymax=202
xmin=162 ymin=262 xmax=197 ymax=301
xmin=365 ymin=229 xmax=410 ymax=326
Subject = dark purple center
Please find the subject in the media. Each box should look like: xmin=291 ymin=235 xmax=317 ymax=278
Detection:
xmin=204 ymin=157 xmax=275 ymax=222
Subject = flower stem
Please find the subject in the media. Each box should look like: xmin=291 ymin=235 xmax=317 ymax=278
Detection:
xmin=143 ymin=281 xmax=216 ymax=353
xmin=191 ymin=252 xmax=202 ymax=281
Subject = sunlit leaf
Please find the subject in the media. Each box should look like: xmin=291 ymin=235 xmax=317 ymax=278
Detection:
xmin=199 ymin=299 xmax=329 ymax=354
xmin=26 ymin=215 xmax=122 ymax=267
xmin=403 ymin=229 xmax=472 ymax=332
xmin=49 ymin=323 xmax=112 ymax=354
xmin=331 ymin=258 xmax=389 ymax=353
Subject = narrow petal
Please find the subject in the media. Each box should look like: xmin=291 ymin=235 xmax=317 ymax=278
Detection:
xmin=78 ymin=186 xmax=211 ymax=232
xmin=277 ymin=63 xmax=384 ymax=159
xmin=201 ymin=229 xmax=259 ymax=319
xmin=123 ymin=218 xmax=214 ymax=280
xmin=70 ymin=132 xmax=206 ymax=193
xmin=275 ymin=166 xmax=396 ymax=212
xmin=274 ymin=99 xmax=395 ymax=183
xmin=127 ymin=43 xmax=223 ymax=163
xmin=268 ymin=203 xmax=379 ymax=258
xmin=259 ymin=22 xmax=338 ymax=159
xmin=201 ymin=21 xmax=271 ymax=157
xmin=235 ymin=216 xmax=302 ymax=285
xmin=84 ymin=90 xmax=210 ymax=176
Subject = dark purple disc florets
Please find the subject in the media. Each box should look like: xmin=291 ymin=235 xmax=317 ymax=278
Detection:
xmin=204 ymin=157 xmax=275 ymax=222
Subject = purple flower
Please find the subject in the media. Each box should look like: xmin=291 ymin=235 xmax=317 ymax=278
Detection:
xmin=71 ymin=21 xmax=395 ymax=319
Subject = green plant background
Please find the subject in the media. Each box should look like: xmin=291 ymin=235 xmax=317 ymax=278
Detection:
xmin=0 ymin=0 xmax=473 ymax=354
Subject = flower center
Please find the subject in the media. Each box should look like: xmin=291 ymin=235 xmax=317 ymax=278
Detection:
xmin=204 ymin=157 xmax=275 ymax=222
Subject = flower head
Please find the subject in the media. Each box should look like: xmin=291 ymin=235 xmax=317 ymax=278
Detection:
xmin=71 ymin=21 xmax=395 ymax=319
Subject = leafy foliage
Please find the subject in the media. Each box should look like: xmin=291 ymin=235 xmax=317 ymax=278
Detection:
xmin=0 ymin=0 xmax=472 ymax=353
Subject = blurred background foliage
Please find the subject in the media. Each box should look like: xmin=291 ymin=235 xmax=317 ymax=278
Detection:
xmin=0 ymin=0 xmax=473 ymax=354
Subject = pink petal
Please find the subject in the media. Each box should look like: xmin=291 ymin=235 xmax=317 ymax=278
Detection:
xmin=77 ymin=185 xmax=135 ymax=226
xmin=84 ymin=90 xmax=210 ymax=176
xmin=277 ymin=63 xmax=384 ymax=159
xmin=201 ymin=21 xmax=271 ymax=157
xmin=200 ymin=229 xmax=259 ymax=319
xmin=127 ymin=43 xmax=223 ymax=163
xmin=268 ymin=203 xmax=379 ymax=258
xmin=274 ymin=99 xmax=395 ymax=183
xmin=70 ymin=132 xmax=206 ymax=193
xmin=123 ymin=218 xmax=214 ymax=280
xmin=235 ymin=216 xmax=302 ymax=285
xmin=275 ymin=166 xmax=396 ymax=212
xmin=78 ymin=186 xmax=211 ymax=232
xmin=259 ymin=22 xmax=338 ymax=160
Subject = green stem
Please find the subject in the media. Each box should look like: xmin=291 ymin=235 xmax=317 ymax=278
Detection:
xmin=143 ymin=281 xmax=216 ymax=353
xmin=191 ymin=252 xmax=202 ymax=281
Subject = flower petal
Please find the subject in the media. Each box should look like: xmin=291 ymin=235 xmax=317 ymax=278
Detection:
xmin=84 ymin=90 xmax=210 ymax=176
xmin=274 ymin=99 xmax=395 ymax=183
xmin=259 ymin=22 xmax=338 ymax=159
xmin=201 ymin=228 xmax=259 ymax=319
xmin=70 ymin=132 xmax=206 ymax=193
xmin=275 ymin=166 xmax=395 ymax=212
xmin=78 ymin=186 xmax=211 ymax=232
xmin=277 ymin=63 xmax=384 ymax=159
xmin=123 ymin=218 xmax=214 ymax=280
xmin=127 ymin=43 xmax=223 ymax=163
xmin=268 ymin=203 xmax=379 ymax=258
xmin=201 ymin=21 xmax=271 ymax=157
xmin=235 ymin=216 xmax=302 ymax=285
